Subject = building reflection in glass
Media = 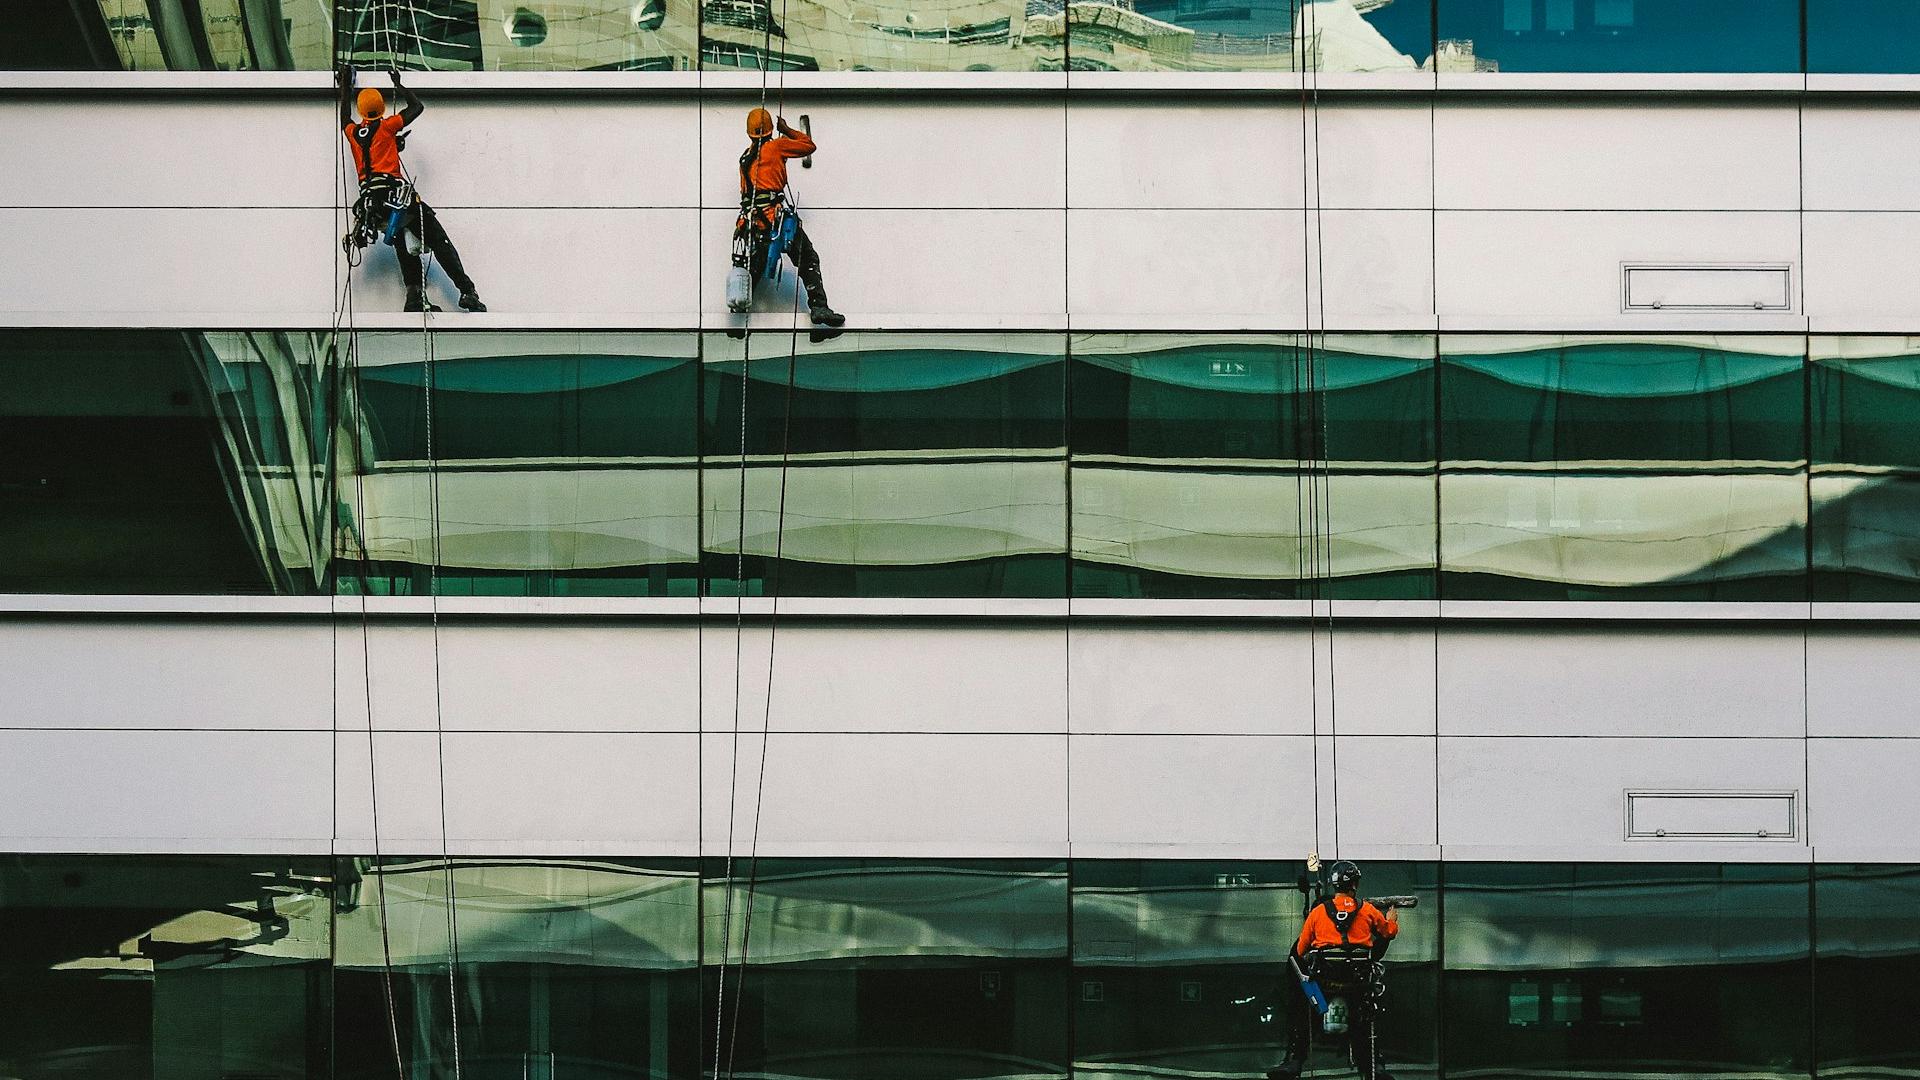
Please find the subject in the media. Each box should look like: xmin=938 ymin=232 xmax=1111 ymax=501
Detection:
xmin=704 ymin=859 xmax=1070 ymax=1080
xmin=1811 ymin=337 xmax=1920 ymax=601
xmin=701 ymin=332 xmax=1068 ymax=597
xmin=1434 ymin=0 xmax=1800 ymax=74
xmin=1071 ymin=333 xmax=1437 ymax=600
xmin=1439 ymin=334 xmax=1808 ymax=600
xmin=337 ymin=331 xmax=701 ymax=597
xmin=1065 ymin=0 xmax=1432 ymax=73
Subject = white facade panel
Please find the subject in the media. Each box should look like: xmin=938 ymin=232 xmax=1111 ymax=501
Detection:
xmin=0 ymin=619 xmax=331 ymax=730
xmin=0 ymin=98 xmax=333 ymax=208
xmin=1808 ymin=738 xmax=1920 ymax=850
xmin=436 ymin=624 xmax=699 ymax=732
xmin=1808 ymin=629 xmax=1920 ymax=737
xmin=1804 ymin=211 xmax=1920 ymax=321
xmin=0 ymin=208 xmax=334 ymax=318
xmin=0 ymin=729 xmax=332 ymax=851
xmin=1067 ymin=625 xmax=1314 ymax=735
xmin=702 ymin=98 xmax=1067 ymax=210
xmin=349 ymin=207 xmax=700 ymax=317
xmin=1437 ymin=736 xmax=1807 ymax=850
xmin=702 ymin=624 xmax=1065 ymax=734
xmin=1802 ymin=104 xmax=1920 ymax=211
xmin=700 ymin=731 xmax=1068 ymax=856
xmin=1438 ymin=626 xmax=1808 ymax=738
xmin=1068 ymin=734 xmax=1314 ymax=857
xmin=1067 ymin=100 xmax=1433 ymax=210
xmin=397 ymin=99 xmax=700 ymax=209
xmin=1331 ymin=735 xmax=1439 ymax=849
xmin=335 ymin=730 xmax=700 ymax=853
xmin=1434 ymin=103 xmax=1800 ymax=211
xmin=1067 ymin=208 xmax=1432 ymax=324
xmin=1435 ymin=210 xmax=1801 ymax=320
xmin=702 ymin=207 xmax=1067 ymax=320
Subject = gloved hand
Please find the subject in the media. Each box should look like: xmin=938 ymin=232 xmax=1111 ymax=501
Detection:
xmin=389 ymin=66 xmax=404 ymax=86
xmin=334 ymin=64 xmax=353 ymax=94
xmin=775 ymin=116 xmax=795 ymax=136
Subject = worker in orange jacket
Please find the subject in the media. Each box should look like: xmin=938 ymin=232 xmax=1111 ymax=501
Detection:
xmin=734 ymin=107 xmax=843 ymax=327
xmin=1269 ymin=860 xmax=1399 ymax=1080
xmin=338 ymin=67 xmax=484 ymax=313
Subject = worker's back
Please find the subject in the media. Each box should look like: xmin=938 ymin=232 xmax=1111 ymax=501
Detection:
xmin=1296 ymin=894 xmax=1396 ymax=953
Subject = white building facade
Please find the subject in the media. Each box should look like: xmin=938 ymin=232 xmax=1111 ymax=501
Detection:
xmin=2 ymin=1 xmax=1917 ymax=1078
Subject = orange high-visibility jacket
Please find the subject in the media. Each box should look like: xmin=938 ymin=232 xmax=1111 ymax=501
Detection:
xmin=739 ymin=129 xmax=816 ymax=225
xmin=1294 ymin=894 xmax=1397 ymax=956
xmin=344 ymin=114 xmax=407 ymax=183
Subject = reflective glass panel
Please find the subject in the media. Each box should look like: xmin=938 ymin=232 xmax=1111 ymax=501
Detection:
xmin=704 ymin=858 xmax=1069 ymax=1080
xmin=1816 ymin=865 xmax=1920 ymax=1079
xmin=1442 ymin=862 xmax=1812 ymax=1079
xmin=1072 ymin=334 xmax=1436 ymax=600
xmin=0 ymin=330 xmax=326 ymax=595
xmin=1809 ymin=0 xmax=1920 ymax=74
xmin=1065 ymin=0 xmax=1433 ymax=73
xmin=333 ymin=856 xmax=701 ymax=1080
xmin=1435 ymin=0 xmax=1800 ymax=73
xmin=702 ymin=332 xmax=1068 ymax=597
xmin=0 ymin=854 xmax=332 ymax=1080
xmin=1811 ymin=337 xmax=1920 ymax=600
xmin=1072 ymin=861 xmax=1437 ymax=1080
xmin=1438 ymin=335 xmax=1807 ymax=601
xmin=339 ymin=332 xmax=701 ymax=597
xmin=701 ymin=0 xmax=1066 ymax=71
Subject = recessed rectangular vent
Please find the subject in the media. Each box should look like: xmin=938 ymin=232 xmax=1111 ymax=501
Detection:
xmin=1625 ymin=790 xmax=1799 ymax=841
xmin=1622 ymin=264 xmax=1793 ymax=312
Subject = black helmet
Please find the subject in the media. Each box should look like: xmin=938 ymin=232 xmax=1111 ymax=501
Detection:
xmin=1327 ymin=860 xmax=1362 ymax=892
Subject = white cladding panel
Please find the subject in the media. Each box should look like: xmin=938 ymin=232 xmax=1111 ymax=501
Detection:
xmin=1808 ymin=739 xmax=1920 ymax=849
xmin=1807 ymin=629 xmax=1920 ymax=737
xmin=1068 ymin=734 xmax=1316 ymax=857
xmin=1804 ymin=212 xmax=1920 ymax=321
xmin=1802 ymin=104 xmax=1920 ymax=211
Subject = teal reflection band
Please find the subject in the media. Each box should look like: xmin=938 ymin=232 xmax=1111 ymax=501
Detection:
xmin=1080 ymin=345 xmax=1426 ymax=395
xmin=1447 ymin=345 xmax=1803 ymax=398
xmin=358 ymin=354 xmax=689 ymax=394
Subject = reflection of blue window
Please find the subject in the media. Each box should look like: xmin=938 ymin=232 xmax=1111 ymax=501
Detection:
xmin=1439 ymin=0 xmax=1798 ymax=72
xmin=1809 ymin=0 xmax=1920 ymax=73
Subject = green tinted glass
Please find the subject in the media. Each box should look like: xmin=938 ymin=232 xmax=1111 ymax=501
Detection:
xmin=1439 ymin=335 xmax=1808 ymax=600
xmin=1811 ymin=339 xmax=1920 ymax=600
xmin=1816 ymin=864 xmax=1920 ymax=1078
xmin=1071 ymin=334 xmax=1437 ymax=600
xmin=701 ymin=332 xmax=1068 ymax=597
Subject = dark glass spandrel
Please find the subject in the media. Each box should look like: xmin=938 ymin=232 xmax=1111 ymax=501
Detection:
xmin=702 ymin=332 xmax=1068 ymax=598
xmin=1434 ymin=0 xmax=1800 ymax=73
xmin=1811 ymin=338 xmax=1920 ymax=601
xmin=338 ymin=332 xmax=701 ymax=597
xmin=1071 ymin=860 xmax=1437 ymax=1080
xmin=1442 ymin=862 xmax=1812 ymax=1080
xmin=703 ymin=858 xmax=1070 ymax=1080
xmin=1066 ymin=0 xmax=1433 ymax=73
xmin=1071 ymin=333 xmax=1437 ymax=600
xmin=1439 ymin=334 xmax=1808 ymax=601
xmin=0 ymin=854 xmax=333 ymax=1080
xmin=1809 ymin=0 xmax=1920 ymax=73
xmin=332 ymin=856 xmax=701 ymax=1080
xmin=0 ymin=329 xmax=327 ymax=595
xmin=1816 ymin=865 xmax=1920 ymax=1079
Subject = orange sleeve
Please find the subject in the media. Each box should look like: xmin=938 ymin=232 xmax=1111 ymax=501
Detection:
xmin=383 ymin=114 xmax=408 ymax=134
xmin=1366 ymin=903 xmax=1399 ymax=940
xmin=773 ymin=131 xmax=816 ymax=158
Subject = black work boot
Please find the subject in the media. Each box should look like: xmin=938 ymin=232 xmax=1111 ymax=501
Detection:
xmin=1264 ymin=1061 xmax=1303 ymax=1080
xmin=800 ymin=270 xmax=845 ymax=327
xmin=403 ymin=290 xmax=441 ymax=313
xmin=457 ymin=290 xmax=487 ymax=313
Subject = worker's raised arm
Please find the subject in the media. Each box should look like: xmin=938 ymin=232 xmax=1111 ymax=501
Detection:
xmin=773 ymin=116 xmax=815 ymax=157
xmin=393 ymin=72 xmax=425 ymax=125
xmin=336 ymin=65 xmax=355 ymax=126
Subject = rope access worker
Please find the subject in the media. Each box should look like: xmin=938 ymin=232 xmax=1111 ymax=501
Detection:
xmin=1269 ymin=860 xmax=1402 ymax=1080
xmin=338 ymin=67 xmax=485 ymax=314
xmin=732 ymin=107 xmax=844 ymax=327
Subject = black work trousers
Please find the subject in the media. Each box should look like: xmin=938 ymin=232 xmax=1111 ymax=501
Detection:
xmin=395 ymin=201 xmax=476 ymax=297
xmin=1275 ymin=975 xmax=1388 ymax=1079
xmin=744 ymin=219 xmax=829 ymax=307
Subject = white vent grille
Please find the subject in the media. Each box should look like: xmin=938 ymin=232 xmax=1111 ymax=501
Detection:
xmin=1622 ymin=264 xmax=1794 ymax=312
xmin=1625 ymin=790 xmax=1799 ymax=841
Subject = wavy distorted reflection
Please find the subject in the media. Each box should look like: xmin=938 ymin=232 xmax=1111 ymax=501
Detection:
xmin=701 ymin=332 xmax=1067 ymax=597
xmin=1811 ymin=338 xmax=1920 ymax=601
xmin=338 ymin=331 xmax=701 ymax=596
xmin=1070 ymin=333 xmax=1438 ymax=599
xmin=1439 ymin=335 xmax=1809 ymax=600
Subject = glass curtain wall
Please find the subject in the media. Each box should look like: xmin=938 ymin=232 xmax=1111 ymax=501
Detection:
xmin=1439 ymin=334 xmax=1808 ymax=601
xmin=338 ymin=331 xmax=701 ymax=597
xmin=1070 ymin=333 xmax=1436 ymax=599
xmin=1810 ymin=337 xmax=1920 ymax=600
xmin=701 ymin=331 xmax=1068 ymax=597
xmin=1434 ymin=0 xmax=1801 ymax=73
xmin=1815 ymin=865 xmax=1920 ymax=1079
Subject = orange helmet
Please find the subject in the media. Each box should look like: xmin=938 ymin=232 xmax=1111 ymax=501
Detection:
xmin=746 ymin=107 xmax=773 ymax=138
xmin=356 ymin=88 xmax=386 ymax=119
